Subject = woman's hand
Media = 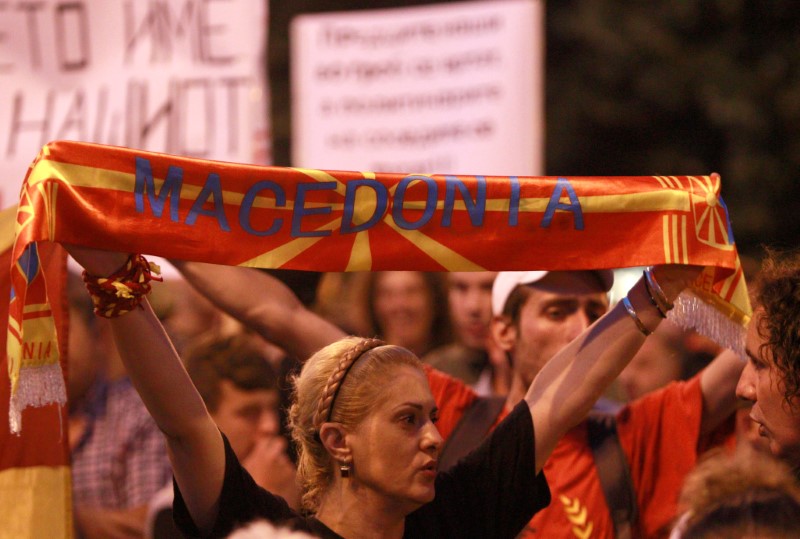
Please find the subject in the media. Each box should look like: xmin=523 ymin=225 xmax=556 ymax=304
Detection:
xmin=63 ymin=244 xmax=131 ymax=277
xmin=649 ymin=264 xmax=704 ymax=303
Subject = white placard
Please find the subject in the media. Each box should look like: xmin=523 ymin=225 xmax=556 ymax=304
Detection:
xmin=0 ymin=0 xmax=269 ymax=210
xmin=291 ymin=0 xmax=543 ymax=176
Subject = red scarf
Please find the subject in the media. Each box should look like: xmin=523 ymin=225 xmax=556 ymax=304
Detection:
xmin=8 ymin=140 xmax=750 ymax=433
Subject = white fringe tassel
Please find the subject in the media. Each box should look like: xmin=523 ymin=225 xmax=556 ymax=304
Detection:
xmin=667 ymin=290 xmax=746 ymax=358
xmin=9 ymin=362 xmax=67 ymax=434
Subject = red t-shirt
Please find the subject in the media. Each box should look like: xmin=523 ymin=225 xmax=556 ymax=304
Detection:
xmin=425 ymin=366 xmax=707 ymax=539
xmin=425 ymin=366 xmax=488 ymax=440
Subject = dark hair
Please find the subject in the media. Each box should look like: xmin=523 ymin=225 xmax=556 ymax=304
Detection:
xmin=678 ymin=448 xmax=800 ymax=539
xmin=185 ymin=333 xmax=278 ymax=413
xmin=682 ymin=489 xmax=800 ymax=538
xmin=754 ymin=247 xmax=800 ymax=405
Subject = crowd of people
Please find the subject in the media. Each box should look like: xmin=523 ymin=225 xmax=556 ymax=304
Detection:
xmin=64 ymin=244 xmax=800 ymax=539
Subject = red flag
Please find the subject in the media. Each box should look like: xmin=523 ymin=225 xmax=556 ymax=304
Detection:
xmin=0 ymin=203 xmax=71 ymax=537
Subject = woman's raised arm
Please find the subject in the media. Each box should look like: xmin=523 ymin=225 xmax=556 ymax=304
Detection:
xmin=66 ymin=245 xmax=225 ymax=534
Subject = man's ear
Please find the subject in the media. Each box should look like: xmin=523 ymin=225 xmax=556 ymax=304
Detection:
xmin=491 ymin=315 xmax=517 ymax=353
xmin=318 ymin=423 xmax=351 ymax=462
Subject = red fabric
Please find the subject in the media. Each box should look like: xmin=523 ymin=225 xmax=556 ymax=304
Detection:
xmin=9 ymin=141 xmax=752 ymax=428
xmin=523 ymin=377 xmax=704 ymax=539
xmin=617 ymin=378 xmax=704 ymax=538
xmin=424 ymin=366 xmax=497 ymax=440
xmin=82 ymin=253 xmax=162 ymax=318
xmin=0 ymin=241 xmax=68 ymax=469
xmin=427 ymin=369 xmax=713 ymax=539
xmin=17 ymin=141 xmax=746 ymax=275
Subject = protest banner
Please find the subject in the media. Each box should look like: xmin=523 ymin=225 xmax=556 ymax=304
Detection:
xmin=290 ymin=0 xmax=543 ymax=175
xmin=0 ymin=0 xmax=269 ymax=209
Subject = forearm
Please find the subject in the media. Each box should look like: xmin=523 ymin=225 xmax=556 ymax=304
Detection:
xmin=699 ymin=349 xmax=745 ymax=436
xmin=173 ymin=261 xmax=344 ymax=359
xmin=106 ymin=301 xmax=212 ymax=438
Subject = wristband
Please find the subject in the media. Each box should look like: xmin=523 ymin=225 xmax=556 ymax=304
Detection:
xmin=622 ymin=295 xmax=652 ymax=336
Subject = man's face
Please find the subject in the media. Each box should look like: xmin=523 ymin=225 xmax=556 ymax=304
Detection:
xmin=496 ymin=271 xmax=609 ymax=387
xmin=210 ymin=380 xmax=280 ymax=460
xmin=736 ymin=308 xmax=800 ymax=465
xmin=447 ymin=272 xmax=497 ymax=350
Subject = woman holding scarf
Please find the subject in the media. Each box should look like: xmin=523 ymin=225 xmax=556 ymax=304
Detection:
xmin=66 ymin=244 xmax=697 ymax=539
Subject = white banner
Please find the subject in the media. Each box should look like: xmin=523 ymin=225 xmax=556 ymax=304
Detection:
xmin=0 ymin=0 xmax=269 ymax=209
xmin=290 ymin=0 xmax=543 ymax=176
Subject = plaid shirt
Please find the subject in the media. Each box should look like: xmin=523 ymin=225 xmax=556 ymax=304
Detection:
xmin=71 ymin=377 xmax=171 ymax=508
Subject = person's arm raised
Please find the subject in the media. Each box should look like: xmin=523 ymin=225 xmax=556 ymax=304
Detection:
xmin=66 ymin=246 xmax=224 ymax=534
xmin=526 ymin=265 xmax=701 ymax=474
xmin=699 ymin=349 xmax=744 ymax=437
xmin=170 ymin=261 xmax=345 ymax=359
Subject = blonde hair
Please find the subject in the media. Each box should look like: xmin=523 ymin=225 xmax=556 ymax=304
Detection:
xmin=288 ymin=336 xmax=422 ymax=512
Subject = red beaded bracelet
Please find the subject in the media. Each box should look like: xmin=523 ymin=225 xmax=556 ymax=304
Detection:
xmin=82 ymin=254 xmax=162 ymax=318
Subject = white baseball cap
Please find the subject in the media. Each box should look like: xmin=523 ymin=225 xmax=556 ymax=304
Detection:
xmin=492 ymin=270 xmax=615 ymax=316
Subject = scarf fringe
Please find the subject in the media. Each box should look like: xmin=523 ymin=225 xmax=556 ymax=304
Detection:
xmin=668 ymin=289 xmax=747 ymax=358
xmin=9 ymin=362 xmax=67 ymax=434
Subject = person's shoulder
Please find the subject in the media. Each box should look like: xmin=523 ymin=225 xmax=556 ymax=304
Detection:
xmin=423 ymin=365 xmax=481 ymax=440
xmin=423 ymin=363 xmax=474 ymax=396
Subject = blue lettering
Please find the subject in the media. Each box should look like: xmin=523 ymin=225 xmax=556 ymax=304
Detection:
xmin=392 ymin=175 xmax=437 ymax=230
xmin=541 ymin=177 xmax=584 ymax=230
xmin=291 ymin=182 xmax=336 ymax=237
xmin=443 ymin=176 xmax=486 ymax=227
xmin=341 ymin=179 xmax=388 ymax=234
xmin=134 ymin=157 xmax=182 ymax=221
xmin=718 ymin=196 xmax=735 ymax=244
xmin=18 ymin=243 xmax=39 ymax=283
xmin=509 ymin=176 xmax=520 ymax=226
xmin=186 ymin=173 xmax=231 ymax=231
xmin=239 ymin=181 xmax=286 ymax=236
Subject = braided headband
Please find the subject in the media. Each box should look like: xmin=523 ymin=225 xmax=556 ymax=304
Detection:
xmin=314 ymin=338 xmax=386 ymax=431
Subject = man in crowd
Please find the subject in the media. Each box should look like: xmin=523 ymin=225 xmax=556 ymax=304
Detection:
xmin=424 ymin=271 xmax=510 ymax=396
xmin=146 ymin=333 xmax=299 ymax=538
xmin=480 ymin=271 xmax=742 ymax=537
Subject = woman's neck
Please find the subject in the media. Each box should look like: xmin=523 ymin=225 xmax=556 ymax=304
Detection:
xmin=316 ymin=486 xmax=408 ymax=539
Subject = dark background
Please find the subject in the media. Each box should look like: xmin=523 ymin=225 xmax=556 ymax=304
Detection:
xmin=269 ymin=0 xmax=800 ymax=260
